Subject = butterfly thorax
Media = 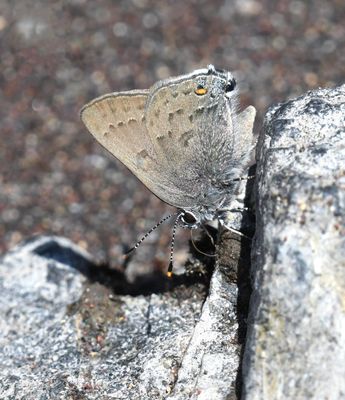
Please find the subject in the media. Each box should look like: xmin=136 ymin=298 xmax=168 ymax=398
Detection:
xmin=179 ymin=178 xmax=241 ymax=229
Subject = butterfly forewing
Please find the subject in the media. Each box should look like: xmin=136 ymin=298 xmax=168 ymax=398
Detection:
xmin=80 ymin=90 xmax=196 ymax=208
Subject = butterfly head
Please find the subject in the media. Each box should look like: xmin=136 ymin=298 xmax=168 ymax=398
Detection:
xmin=188 ymin=65 xmax=237 ymax=103
xmin=178 ymin=203 xmax=223 ymax=229
xmin=179 ymin=210 xmax=201 ymax=229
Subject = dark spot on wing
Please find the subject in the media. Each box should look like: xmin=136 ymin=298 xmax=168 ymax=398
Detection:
xmin=179 ymin=130 xmax=194 ymax=147
xmin=195 ymin=107 xmax=205 ymax=116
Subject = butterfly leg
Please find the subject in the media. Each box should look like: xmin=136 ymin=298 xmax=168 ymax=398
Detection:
xmin=202 ymin=224 xmax=215 ymax=247
xmin=218 ymin=209 xmax=252 ymax=240
xmin=221 ymin=224 xmax=251 ymax=240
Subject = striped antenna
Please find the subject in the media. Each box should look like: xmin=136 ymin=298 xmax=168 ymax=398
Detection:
xmin=233 ymin=174 xmax=255 ymax=182
xmin=125 ymin=213 xmax=176 ymax=255
xmin=167 ymin=213 xmax=182 ymax=278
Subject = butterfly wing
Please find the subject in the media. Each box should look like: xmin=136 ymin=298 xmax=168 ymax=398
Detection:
xmin=80 ymin=90 xmax=195 ymax=207
xmin=143 ymin=70 xmax=256 ymax=209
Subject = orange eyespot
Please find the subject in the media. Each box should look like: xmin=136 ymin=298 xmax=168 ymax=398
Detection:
xmin=195 ymin=86 xmax=207 ymax=95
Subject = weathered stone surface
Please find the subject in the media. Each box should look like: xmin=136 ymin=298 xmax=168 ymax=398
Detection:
xmin=242 ymin=85 xmax=345 ymax=400
xmin=168 ymin=226 xmax=252 ymax=400
xmin=0 ymin=232 xmax=248 ymax=399
xmin=4 ymin=85 xmax=343 ymax=400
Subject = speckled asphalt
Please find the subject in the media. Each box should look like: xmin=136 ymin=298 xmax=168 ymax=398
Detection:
xmin=1 ymin=0 xmax=344 ymax=273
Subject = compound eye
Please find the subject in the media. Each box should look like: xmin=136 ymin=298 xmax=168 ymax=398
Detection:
xmin=225 ymin=79 xmax=236 ymax=92
xmin=181 ymin=211 xmax=197 ymax=226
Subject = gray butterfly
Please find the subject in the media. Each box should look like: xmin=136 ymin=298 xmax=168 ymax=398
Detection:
xmin=81 ymin=65 xmax=256 ymax=273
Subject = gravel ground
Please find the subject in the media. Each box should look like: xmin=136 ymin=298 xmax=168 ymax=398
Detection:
xmin=1 ymin=0 xmax=344 ymax=272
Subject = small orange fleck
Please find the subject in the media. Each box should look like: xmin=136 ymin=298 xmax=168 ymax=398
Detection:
xmin=167 ymin=271 xmax=173 ymax=278
xmin=195 ymin=87 xmax=207 ymax=95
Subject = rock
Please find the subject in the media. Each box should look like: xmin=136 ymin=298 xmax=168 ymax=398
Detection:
xmin=0 ymin=232 xmax=248 ymax=399
xmin=4 ymin=85 xmax=343 ymax=400
xmin=242 ymin=85 xmax=345 ymax=399
xmin=167 ymin=226 xmax=252 ymax=400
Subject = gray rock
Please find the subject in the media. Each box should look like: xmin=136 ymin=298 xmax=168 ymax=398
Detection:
xmin=4 ymin=85 xmax=343 ymax=400
xmin=243 ymin=85 xmax=345 ymax=400
xmin=0 ymin=232 xmax=248 ymax=399
xmin=167 ymin=226 xmax=251 ymax=400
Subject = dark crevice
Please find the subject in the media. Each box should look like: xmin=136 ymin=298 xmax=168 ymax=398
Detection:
xmin=235 ymin=164 xmax=256 ymax=399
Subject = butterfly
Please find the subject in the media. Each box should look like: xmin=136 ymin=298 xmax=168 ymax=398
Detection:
xmin=81 ymin=65 xmax=256 ymax=275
